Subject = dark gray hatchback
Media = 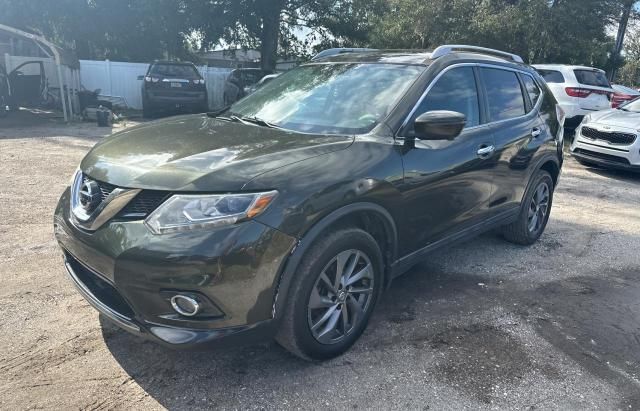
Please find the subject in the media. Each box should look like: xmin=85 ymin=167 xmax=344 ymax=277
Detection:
xmin=55 ymin=46 xmax=563 ymax=360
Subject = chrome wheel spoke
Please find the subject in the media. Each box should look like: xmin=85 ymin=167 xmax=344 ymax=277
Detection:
xmin=311 ymin=304 xmax=339 ymax=332
xmin=319 ymin=272 xmax=337 ymax=294
xmin=348 ymin=285 xmax=373 ymax=295
xmin=344 ymin=263 xmax=372 ymax=287
xmin=317 ymin=308 xmax=341 ymax=340
xmin=341 ymin=304 xmax=350 ymax=332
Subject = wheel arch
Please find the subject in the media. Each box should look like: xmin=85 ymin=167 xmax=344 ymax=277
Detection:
xmin=271 ymin=202 xmax=398 ymax=321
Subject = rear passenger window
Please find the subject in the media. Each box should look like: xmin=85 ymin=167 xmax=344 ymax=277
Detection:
xmin=407 ymin=66 xmax=480 ymax=134
xmin=480 ymin=68 xmax=526 ymax=122
xmin=522 ymin=75 xmax=541 ymax=108
xmin=536 ymin=69 xmax=565 ymax=83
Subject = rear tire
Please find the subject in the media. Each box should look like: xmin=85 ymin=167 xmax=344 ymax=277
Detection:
xmin=276 ymin=228 xmax=383 ymax=361
xmin=501 ymin=170 xmax=554 ymax=245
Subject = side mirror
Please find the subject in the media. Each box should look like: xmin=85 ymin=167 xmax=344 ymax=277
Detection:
xmin=137 ymin=75 xmax=144 ymax=81
xmin=414 ymin=110 xmax=466 ymax=140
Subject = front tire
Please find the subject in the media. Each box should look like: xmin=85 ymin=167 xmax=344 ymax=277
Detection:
xmin=276 ymin=228 xmax=383 ymax=361
xmin=501 ymin=170 xmax=554 ymax=245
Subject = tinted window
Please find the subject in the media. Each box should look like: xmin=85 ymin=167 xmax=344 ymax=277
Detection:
xmin=522 ymin=75 xmax=541 ymax=108
xmin=150 ymin=64 xmax=200 ymax=79
xmin=481 ymin=68 xmax=526 ymax=122
xmin=536 ymin=69 xmax=565 ymax=83
xmin=574 ymin=69 xmax=610 ymax=88
xmin=407 ymin=66 xmax=480 ymax=134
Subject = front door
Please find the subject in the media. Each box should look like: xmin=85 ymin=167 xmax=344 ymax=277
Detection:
xmin=397 ymin=66 xmax=496 ymax=254
xmin=8 ymin=61 xmax=45 ymax=107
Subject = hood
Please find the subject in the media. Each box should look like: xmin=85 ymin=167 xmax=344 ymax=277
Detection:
xmin=587 ymin=109 xmax=640 ymax=131
xmin=81 ymin=114 xmax=354 ymax=191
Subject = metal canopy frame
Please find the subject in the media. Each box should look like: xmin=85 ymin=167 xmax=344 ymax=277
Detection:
xmin=0 ymin=23 xmax=79 ymax=121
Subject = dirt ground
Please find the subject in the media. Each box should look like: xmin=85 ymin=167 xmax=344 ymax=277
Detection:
xmin=1 ymin=111 xmax=640 ymax=410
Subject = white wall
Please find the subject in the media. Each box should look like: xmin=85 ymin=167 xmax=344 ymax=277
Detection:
xmin=80 ymin=60 xmax=231 ymax=110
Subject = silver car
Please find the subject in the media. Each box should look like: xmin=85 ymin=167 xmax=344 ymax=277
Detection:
xmin=571 ymin=97 xmax=640 ymax=171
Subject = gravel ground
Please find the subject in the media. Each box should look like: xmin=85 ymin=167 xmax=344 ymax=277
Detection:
xmin=1 ymin=112 xmax=639 ymax=410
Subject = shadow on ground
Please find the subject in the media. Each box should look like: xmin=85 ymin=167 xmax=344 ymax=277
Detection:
xmin=100 ymin=222 xmax=640 ymax=408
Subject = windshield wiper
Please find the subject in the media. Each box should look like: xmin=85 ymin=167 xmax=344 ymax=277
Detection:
xmin=234 ymin=115 xmax=281 ymax=129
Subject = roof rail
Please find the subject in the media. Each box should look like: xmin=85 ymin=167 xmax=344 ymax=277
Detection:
xmin=431 ymin=45 xmax=524 ymax=63
xmin=311 ymin=48 xmax=377 ymax=61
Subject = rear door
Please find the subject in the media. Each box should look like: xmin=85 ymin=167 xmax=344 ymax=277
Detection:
xmin=572 ymin=68 xmax=612 ymax=111
xmin=479 ymin=67 xmax=543 ymax=214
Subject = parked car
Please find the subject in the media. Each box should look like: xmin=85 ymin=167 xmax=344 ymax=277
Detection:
xmin=532 ymin=64 xmax=613 ymax=128
xmin=54 ymin=45 xmax=563 ymax=361
xmin=571 ymin=97 xmax=640 ymax=171
xmin=611 ymin=84 xmax=640 ymax=108
xmin=140 ymin=61 xmax=208 ymax=118
xmin=223 ymin=68 xmax=272 ymax=105
xmin=245 ymin=73 xmax=280 ymax=95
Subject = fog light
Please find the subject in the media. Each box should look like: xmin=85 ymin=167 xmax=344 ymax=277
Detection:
xmin=170 ymin=295 xmax=201 ymax=317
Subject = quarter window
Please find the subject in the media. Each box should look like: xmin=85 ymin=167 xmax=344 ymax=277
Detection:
xmin=406 ymin=66 xmax=480 ymax=135
xmin=522 ymin=75 xmax=541 ymax=109
xmin=536 ymin=69 xmax=565 ymax=83
xmin=480 ymin=68 xmax=526 ymax=122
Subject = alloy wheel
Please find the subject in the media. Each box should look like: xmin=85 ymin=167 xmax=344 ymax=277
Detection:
xmin=307 ymin=249 xmax=375 ymax=345
xmin=528 ymin=181 xmax=550 ymax=233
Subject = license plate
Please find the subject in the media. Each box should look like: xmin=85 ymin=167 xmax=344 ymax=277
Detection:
xmin=171 ymin=82 xmax=182 ymax=88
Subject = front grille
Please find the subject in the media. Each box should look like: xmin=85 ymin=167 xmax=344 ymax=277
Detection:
xmin=119 ymin=191 xmax=170 ymax=217
xmin=83 ymin=175 xmax=169 ymax=219
xmin=574 ymin=148 xmax=631 ymax=165
xmin=66 ymin=253 xmax=135 ymax=318
xmin=581 ymin=126 xmax=636 ymax=145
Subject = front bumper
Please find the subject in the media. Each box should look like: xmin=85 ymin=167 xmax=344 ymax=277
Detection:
xmin=54 ymin=187 xmax=296 ymax=348
xmin=146 ymin=91 xmax=207 ymax=108
xmin=570 ymin=124 xmax=640 ymax=171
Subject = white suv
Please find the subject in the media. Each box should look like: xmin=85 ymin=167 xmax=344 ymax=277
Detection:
xmin=532 ymin=64 xmax=613 ymax=127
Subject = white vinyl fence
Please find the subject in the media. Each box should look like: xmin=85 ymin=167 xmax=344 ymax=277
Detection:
xmin=3 ymin=55 xmax=231 ymax=113
xmin=80 ymin=60 xmax=231 ymax=110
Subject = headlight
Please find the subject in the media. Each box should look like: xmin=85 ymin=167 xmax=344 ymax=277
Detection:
xmin=581 ymin=114 xmax=592 ymax=125
xmin=145 ymin=191 xmax=278 ymax=234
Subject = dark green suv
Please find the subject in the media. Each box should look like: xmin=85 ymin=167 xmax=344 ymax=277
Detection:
xmin=55 ymin=46 xmax=563 ymax=360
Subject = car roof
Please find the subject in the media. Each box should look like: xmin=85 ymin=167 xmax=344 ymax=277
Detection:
xmin=532 ymin=64 xmax=606 ymax=73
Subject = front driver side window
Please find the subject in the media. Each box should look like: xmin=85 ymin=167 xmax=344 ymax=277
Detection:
xmin=405 ymin=66 xmax=480 ymax=136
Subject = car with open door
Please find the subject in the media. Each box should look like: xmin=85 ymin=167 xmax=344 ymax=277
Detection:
xmin=55 ymin=46 xmax=563 ymax=361
xmin=0 ymin=60 xmax=46 ymax=111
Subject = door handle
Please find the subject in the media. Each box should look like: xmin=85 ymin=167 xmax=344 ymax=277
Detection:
xmin=531 ymin=127 xmax=542 ymax=138
xmin=476 ymin=144 xmax=495 ymax=158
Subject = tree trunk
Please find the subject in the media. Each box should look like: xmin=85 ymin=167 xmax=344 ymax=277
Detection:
xmin=259 ymin=0 xmax=284 ymax=72
xmin=610 ymin=0 xmax=635 ymax=81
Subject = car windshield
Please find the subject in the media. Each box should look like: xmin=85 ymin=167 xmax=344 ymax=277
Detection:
xmin=619 ymin=97 xmax=640 ymax=112
xmin=228 ymin=63 xmax=424 ymax=135
xmin=150 ymin=64 xmax=200 ymax=79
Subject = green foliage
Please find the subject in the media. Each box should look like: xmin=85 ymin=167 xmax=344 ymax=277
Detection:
xmin=368 ymin=0 xmax=623 ymax=66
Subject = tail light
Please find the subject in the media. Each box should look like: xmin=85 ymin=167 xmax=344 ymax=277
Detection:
xmin=565 ymin=87 xmax=591 ymax=98
xmin=565 ymin=87 xmax=612 ymax=99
